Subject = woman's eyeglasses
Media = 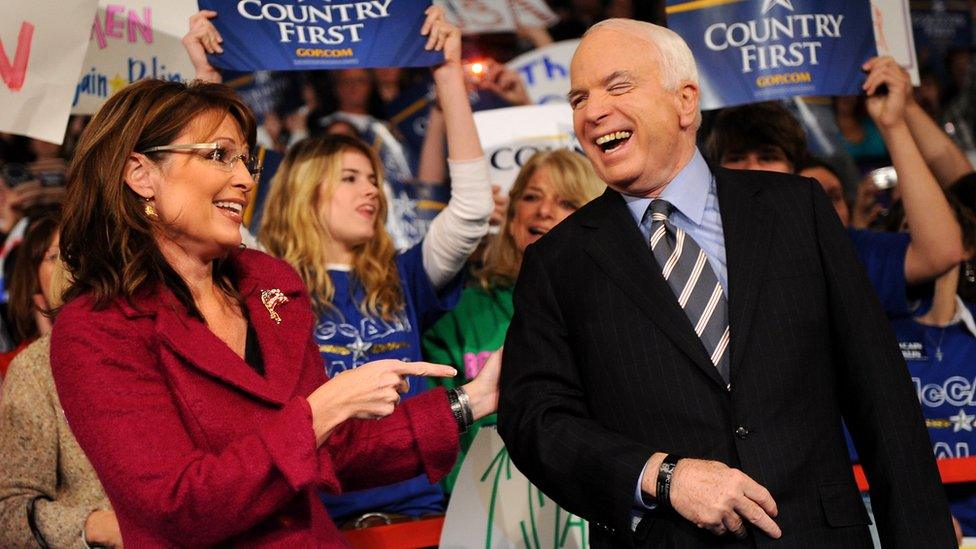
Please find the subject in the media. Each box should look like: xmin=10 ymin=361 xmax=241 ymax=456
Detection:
xmin=141 ymin=142 xmax=263 ymax=182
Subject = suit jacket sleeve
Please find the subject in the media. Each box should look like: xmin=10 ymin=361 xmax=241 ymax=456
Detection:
xmin=809 ymin=180 xmax=956 ymax=548
xmin=498 ymin=243 xmax=654 ymax=533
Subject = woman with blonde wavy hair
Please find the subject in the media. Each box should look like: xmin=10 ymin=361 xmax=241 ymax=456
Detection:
xmin=261 ymin=135 xmax=402 ymax=321
xmin=422 ymin=148 xmax=604 ymax=491
xmin=260 ymin=8 xmax=493 ymax=527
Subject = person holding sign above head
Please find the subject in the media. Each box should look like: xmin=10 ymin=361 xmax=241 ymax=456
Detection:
xmin=258 ymin=7 xmax=496 ymax=529
xmin=47 ymin=15 xmax=501 ymax=549
xmin=707 ymin=57 xmax=964 ymax=320
xmin=498 ymin=18 xmax=957 ymax=548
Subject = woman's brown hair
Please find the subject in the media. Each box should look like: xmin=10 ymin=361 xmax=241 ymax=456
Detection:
xmin=60 ymin=79 xmax=256 ymax=316
xmin=7 ymin=209 xmax=60 ymax=344
xmin=260 ymin=134 xmax=403 ymax=319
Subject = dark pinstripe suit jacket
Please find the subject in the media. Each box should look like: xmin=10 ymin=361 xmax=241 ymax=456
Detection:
xmin=498 ymin=168 xmax=956 ymax=548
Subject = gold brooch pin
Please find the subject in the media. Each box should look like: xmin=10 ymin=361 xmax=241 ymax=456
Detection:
xmin=260 ymin=289 xmax=289 ymax=324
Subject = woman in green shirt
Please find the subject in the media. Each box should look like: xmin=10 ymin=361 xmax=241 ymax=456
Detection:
xmin=422 ymin=149 xmax=604 ymax=491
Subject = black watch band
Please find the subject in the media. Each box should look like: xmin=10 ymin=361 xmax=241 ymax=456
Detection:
xmin=656 ymin=454 xmax=683 ymax=508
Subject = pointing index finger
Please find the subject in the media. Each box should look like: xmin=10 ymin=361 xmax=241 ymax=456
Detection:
xmin=389 ymin=361 xmax=457 ymax=378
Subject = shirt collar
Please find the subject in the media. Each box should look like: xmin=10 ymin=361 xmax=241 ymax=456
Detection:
xmin=623 ymin=148 xmax=712 ymax=227
xmin=953 ymin=296 xmax=976 ymax=337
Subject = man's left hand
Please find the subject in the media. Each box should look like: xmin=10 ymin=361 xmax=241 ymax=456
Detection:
xmin=644 ymin=455 xmax=782 ymax=539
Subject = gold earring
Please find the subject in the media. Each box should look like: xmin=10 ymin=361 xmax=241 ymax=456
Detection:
xmin=144 ymin=199 xmax=157 ymax=219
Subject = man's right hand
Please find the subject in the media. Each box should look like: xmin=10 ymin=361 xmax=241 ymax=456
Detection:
xmin=644 ymin=455 xmax=782 ymax=539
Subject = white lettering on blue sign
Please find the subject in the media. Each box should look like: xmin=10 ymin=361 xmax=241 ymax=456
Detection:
xmin=237 ymin=0 xmax=392 ymax=45
xmin=704 ymin=12 xmax=843 ymax=73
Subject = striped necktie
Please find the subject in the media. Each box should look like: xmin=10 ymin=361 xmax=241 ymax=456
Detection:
xmin=647 ymin=199 xmax=731 ymax=385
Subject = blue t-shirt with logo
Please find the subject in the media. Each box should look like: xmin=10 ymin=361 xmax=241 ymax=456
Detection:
xmin=847 ymin=299 xmax=976 ymax=535
xmin=315 ymin=242 xmax=462 ymax=522
xmin=891 ymin=300 xmax=976 ymax=536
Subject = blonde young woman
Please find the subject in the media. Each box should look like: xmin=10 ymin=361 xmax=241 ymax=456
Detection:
xmin=259 ymin=9 xmax=493 ymax=526
xmin=422 ymin=149 xmax=604 ymax=490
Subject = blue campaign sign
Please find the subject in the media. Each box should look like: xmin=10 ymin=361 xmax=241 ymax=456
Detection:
xmin=197 ymin=0 xmax=444 ymax=71
xmin=912 ymin=1 xmax=974 ymax=66
xmin=666 ymin=0 xmax=877 ymax=110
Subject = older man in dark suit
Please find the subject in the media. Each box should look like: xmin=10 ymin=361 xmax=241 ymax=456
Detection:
xmin=497 ymin=18 xmax=956 ymax=549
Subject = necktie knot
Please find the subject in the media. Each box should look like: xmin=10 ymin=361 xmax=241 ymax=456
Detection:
xmin=648 ymin=199 xmax=674 ymax=224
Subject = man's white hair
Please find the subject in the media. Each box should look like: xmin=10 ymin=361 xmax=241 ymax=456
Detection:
xmin=584 ymin=18 xmax=702 ymax=127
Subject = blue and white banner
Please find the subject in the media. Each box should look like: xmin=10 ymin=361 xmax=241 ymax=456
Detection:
xmin=912 ymin=0 xmax=974 ymax=75
xmin=474 ymin=104 xmax=582 ymax=195
xmin=666 ymin=0 xmax=878 ymax=110
xmin=506 ymin=39 xmax=579 ymax=105
xmin=912 ymin=0 xmax=974 ymax=52
xmin=197 ymin=0 xmax=443 ymax=71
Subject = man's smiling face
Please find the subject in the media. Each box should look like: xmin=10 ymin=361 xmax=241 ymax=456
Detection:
xmin=569 ymin=27 xmax=698 ymax=197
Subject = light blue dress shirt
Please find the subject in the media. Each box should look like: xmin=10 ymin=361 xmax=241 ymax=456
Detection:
xmin=625 ymin=148 xmax=728 ymax=521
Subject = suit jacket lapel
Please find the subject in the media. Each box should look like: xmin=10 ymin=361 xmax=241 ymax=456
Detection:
xmin=715 ymin=169 xmax=773 ymax=383
xmin=581 ymin=189 xmax=726 ymax=388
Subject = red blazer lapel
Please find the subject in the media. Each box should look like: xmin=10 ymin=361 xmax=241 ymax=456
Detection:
xmin=233 ymin=249 xmax=317 ymax=404
xmin=140 ymin=249 xmax=316 ymax=406
xmin=153 ymin=294 xmax=285 ymax=405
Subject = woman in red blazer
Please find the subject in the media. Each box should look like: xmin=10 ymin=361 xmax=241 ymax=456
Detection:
xmin=49 ymin=14 xmax=497 ymax=547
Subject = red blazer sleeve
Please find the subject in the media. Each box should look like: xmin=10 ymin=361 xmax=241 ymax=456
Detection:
xmin=309 ymin=338 xmax=460 ymax=493
xmin=50 ymin=302 xmax=322 ymax=546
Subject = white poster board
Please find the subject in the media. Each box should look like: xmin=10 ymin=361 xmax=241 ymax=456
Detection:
xmin=440 ymin=427 xmax=588 ymax=548
xmin=475 ymin=103 xmax=581 ymax=195
xmin=72 ymin=0 xmax=197 ymax=115
xmin=0 ymin=0 xmax=100 ymax=144
xmin=435 ymin=0 xmax=558 ymax=35
xmin=507 ymin=40 xmax=579 ymax=105
xmin=870 ymin=0 xmax=920 ymax=85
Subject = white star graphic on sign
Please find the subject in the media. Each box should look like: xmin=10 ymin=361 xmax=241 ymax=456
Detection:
xmin=761 ymin=0 xmax=795 ymax=14
xmin=949 ymin=409 xmax=975 ymax=433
